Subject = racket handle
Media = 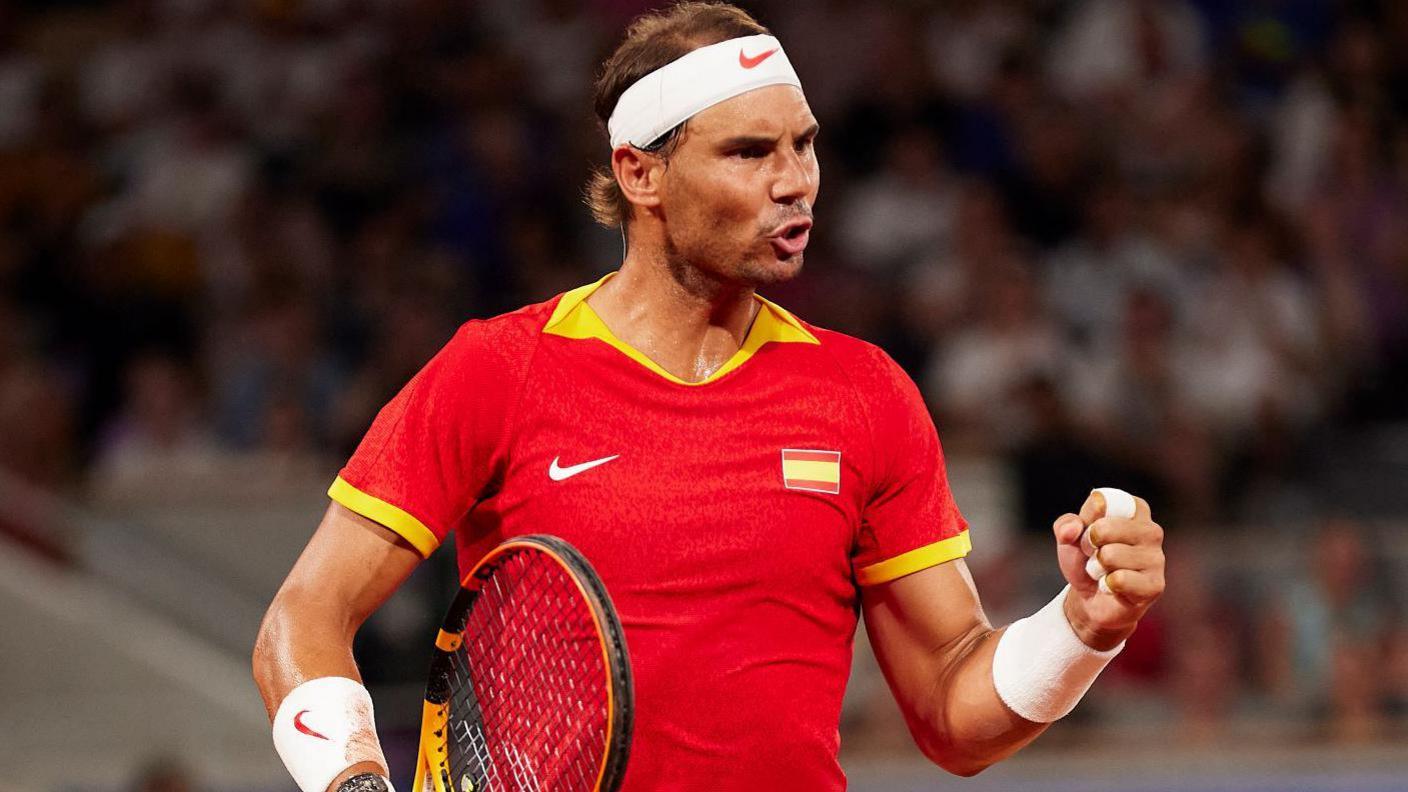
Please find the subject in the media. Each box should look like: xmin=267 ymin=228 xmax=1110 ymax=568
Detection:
xmin=1083 ymin=487 xmax=1136 ymax=594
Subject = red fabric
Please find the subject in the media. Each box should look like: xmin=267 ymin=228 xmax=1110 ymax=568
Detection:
xmin=338 ymin=291 xmax=967 ymax=791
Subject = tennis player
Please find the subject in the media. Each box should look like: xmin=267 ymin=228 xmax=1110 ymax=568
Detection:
xmin=252 ymin=4 xmax=1166 ymax=791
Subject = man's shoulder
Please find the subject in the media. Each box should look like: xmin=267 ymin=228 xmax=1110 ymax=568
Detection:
xmin=775 ymin=312 xmax=923 ymax=419
xmin=447 ymin=294 xmax=561 ymax=355
xmin=782 ymin=313 xmax=904 ymax=382
xmin=800 ymin=321 xmax=881 ymax=357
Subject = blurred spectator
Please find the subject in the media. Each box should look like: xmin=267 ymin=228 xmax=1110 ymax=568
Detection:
xmin=1049 ymin=0 xmax=1208 ymax=102
xmin=769 ymin=1 xmax=894 ymax=121
xmin=839 ymin=126 xmax=957 ymax=275
xmin=90 ymin=351 xmax=220 ymax=503
xmin=1182 ymin=219 xmax=1324 ymax=438
xmin=0 ymin=303 xmax=78 ymax=489
xmin=130 ymin=757 xmax=196 ymax=792
xmin=484 ymin=0 xmax=608 ymax=113
xmin=925 ymin=255 xmax=1066 ymax=452
xmin=1000 ymin=102 xmax=1091 ymax=249
xmin=924 ymin=0 xmax=1031 ymax=102
xmin=1163 ymin=549 xmax=1243 ymax=744
xmin=212 ymin=286 xmax=344 ymax=450
xmin=1010 ymin=375 xmax=1139 ymax=539
xmin=123 ymin=72 xmax=252 ymax=240
xmin=0 ymin=359 xmax=77 ymax=489
xmin=1259 ymin=519 xmax=1395 ymax=741
xmin=0 ymin=15 xmax=43 ymax=149
xmin=1043 ymin=180 xmax=1182 ymax=352
xmin=1068 ymin=288 xmax=1216 ymax=523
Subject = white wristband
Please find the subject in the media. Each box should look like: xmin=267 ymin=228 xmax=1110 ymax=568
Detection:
xmin=273 ymin=677 xmax=389 ymax=792
xmin=991 ymin=587 xmax=1123 ymax=723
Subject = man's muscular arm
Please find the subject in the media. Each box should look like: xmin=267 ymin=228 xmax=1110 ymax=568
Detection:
xmin=252 ymin=502 xmax=422 ymax=790
xmin=862 ymin=491 xmax=1165 ymax=776
xmin=862 ymin=559 xmax=1039 ymax=776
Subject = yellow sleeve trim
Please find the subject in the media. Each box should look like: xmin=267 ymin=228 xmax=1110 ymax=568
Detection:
xmin=856 ymin=530 xmax=972 ymax=586
xmin=328 ymin=477 xmax=441 ymax=558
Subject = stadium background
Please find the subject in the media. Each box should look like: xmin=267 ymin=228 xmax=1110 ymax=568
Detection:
xmin=2 ymin=0 xmax=1407 ymax=790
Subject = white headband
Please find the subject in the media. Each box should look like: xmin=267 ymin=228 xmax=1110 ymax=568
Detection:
xmin=607 ymin=34 xmax=803 ymax=149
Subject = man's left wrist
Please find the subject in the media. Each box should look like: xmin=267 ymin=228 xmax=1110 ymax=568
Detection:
xmin=1062 ymin=589 xmax=1134 ymax=651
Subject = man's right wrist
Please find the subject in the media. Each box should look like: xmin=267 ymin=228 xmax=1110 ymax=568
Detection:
xmin=272 ymin=677 xmax=388 ymax=792
xmin=333 ymin=771 xmax=394 ymax=792
xmin=328 ymin=764 xmax=393 ymax=792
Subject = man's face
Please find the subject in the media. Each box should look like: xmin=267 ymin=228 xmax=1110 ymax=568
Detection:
xmin=655 ymin=85 xmax=820 ymax=287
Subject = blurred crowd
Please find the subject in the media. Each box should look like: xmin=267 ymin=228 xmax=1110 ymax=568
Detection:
xmin=3 ymin=0 xmax=1408 ymax=755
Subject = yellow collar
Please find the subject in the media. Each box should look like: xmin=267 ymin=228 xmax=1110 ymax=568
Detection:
xmin=543 ymin=273 xmax=819 ymax=386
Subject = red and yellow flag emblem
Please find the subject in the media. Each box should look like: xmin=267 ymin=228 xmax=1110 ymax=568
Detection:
xmin=781 ymin=449 xmax=841 ymax=494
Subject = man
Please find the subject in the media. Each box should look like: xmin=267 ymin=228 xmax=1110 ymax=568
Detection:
xmin=252 ymin=4 xmax=1166 ymax=792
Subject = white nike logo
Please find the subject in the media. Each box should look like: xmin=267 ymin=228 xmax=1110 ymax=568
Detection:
xmin=548 ymin=454 xmax=620 ymax=481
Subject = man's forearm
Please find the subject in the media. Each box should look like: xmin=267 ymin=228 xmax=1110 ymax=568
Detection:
xmin=255 ymin=505 xmax=423 ymax=792
xmin=869 ymin=490 xmax=1161 ymax=777
xmin=252 ymin=587 xmax=363 ymax=718
xmin=910 ymin=625 xmax=1049 ymax=776
xmin=921 ymin=584 xmax=1128 ymax=774
xmin=253 ymin=590 xmax=390 ymax=791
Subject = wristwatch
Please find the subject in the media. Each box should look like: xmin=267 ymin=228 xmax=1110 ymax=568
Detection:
xmin=336 ymin=773 xmax=393 ymax=792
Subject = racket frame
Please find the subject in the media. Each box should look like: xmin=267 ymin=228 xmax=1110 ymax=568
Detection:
xmin=415 ymin=535 xmax=633 ymax=792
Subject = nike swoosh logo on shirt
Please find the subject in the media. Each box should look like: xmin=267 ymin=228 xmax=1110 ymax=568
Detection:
xmin=738 ymin=47 xmax=778 ymax=69
xmin=548 ymin=455 xmax=620 ymax=481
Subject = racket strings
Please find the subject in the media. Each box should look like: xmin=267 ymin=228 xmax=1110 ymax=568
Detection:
xmin=446 ymin=550 xmax=608 ymax=792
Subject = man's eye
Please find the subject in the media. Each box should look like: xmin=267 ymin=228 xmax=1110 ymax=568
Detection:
xmin=734 ymin=146 xmax=768 ymax=159
xmin=795 ymin=137 xmax=815 ymax=153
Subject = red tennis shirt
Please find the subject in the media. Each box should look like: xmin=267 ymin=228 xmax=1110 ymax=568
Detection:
xmin=330 ymin=274 xmax=970 ymax=791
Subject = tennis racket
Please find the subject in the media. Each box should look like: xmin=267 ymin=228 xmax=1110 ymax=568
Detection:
xmin=414 ymin=534 xmax=633 ymax=792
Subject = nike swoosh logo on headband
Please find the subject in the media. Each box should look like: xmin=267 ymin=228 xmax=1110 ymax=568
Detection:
xmin=739 ymin=47 xmax=778 ymax=69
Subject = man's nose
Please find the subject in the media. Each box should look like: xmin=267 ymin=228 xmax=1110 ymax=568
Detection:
xmin=772 ymin=147 xmax=817 ymax=203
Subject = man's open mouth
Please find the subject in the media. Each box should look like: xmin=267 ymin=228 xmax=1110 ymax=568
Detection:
xmin=769 ymin=218 xmax=812 ymax=256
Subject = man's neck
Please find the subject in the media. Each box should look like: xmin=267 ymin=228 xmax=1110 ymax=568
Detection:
xmin=586 ymin=252 xmax=759 ymax=384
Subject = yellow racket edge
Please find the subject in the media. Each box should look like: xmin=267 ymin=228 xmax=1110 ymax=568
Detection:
xmin=413 ymin=699 xmax=452 ymax=792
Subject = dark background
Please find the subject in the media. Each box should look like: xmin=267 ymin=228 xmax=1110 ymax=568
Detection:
xmin=1 ymin=1 xmax=1406 ymax=790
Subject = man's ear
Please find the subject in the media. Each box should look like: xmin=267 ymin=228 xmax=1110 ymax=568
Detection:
xmin=612 ymin=146 xmax=665 ymax=213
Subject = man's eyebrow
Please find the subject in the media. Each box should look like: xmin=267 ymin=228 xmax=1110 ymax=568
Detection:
xmin=718 ymin=134 xmax=780 ymax=149
xmin=718 ymin=124 xmax=820 ymax=149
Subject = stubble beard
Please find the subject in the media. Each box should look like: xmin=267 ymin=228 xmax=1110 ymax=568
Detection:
xmin=661 ymin=220 xmax=804 ymax=295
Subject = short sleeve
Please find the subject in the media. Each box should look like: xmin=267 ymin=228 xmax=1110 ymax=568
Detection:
xmin=329 ymin=320 xmax=528 ymax=557
xmin=852 ymin=349 xmax=969 ymax=585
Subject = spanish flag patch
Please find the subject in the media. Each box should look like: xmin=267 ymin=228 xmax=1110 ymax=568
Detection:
xmin=781 ymin=449 xmax=842 ymax=494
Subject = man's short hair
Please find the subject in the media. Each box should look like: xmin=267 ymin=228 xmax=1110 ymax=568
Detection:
xmin=585 ymin=2 xmax=770 ymax=228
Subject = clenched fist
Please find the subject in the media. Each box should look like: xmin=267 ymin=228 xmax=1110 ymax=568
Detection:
xmin=1052 ymin=488 xmax=1165 ymax=651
